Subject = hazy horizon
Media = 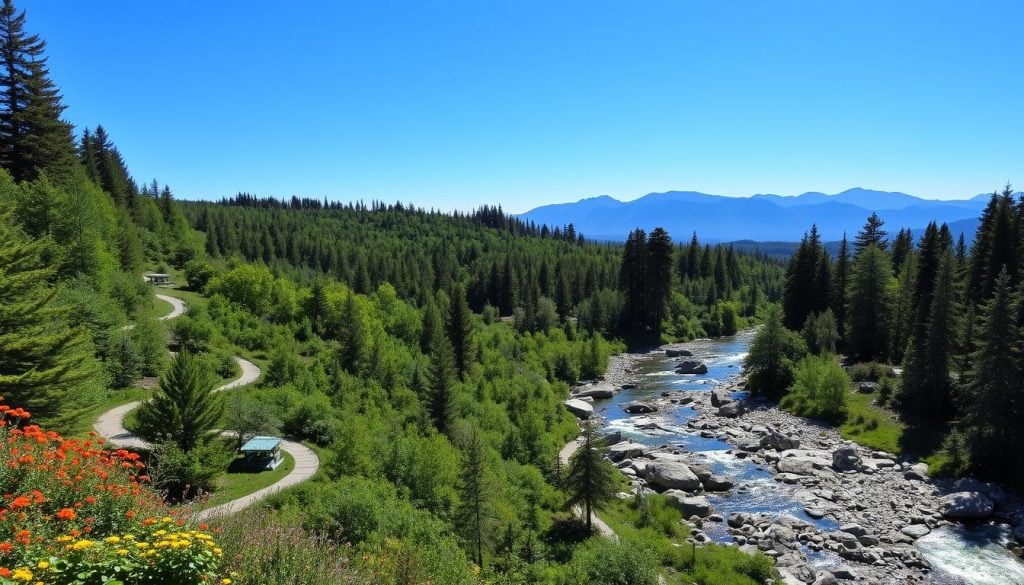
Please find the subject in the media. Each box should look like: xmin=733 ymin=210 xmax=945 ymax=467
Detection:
xmin=24 ymin=0 xmax=1024 ymax=213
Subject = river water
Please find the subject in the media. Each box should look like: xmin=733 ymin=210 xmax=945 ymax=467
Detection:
xmin=594 ymin=330 xmax=1024 ymax=585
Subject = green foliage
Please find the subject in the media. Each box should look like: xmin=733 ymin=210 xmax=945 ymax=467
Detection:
xmin=847 ymin=361 xmax=892 ymax=382
xmin=149 ymin=440 xmax=232 ymax=502
xmin=800 ymin=309 xmax=838 ymax=354
xmin=0 ymin=212 xmax=100 ymax=426
xmin=743 ymin=305 xmax=806 ymax=398
xmin=136 ymin=351 xmax=224 ymax=452
xmin=565 ymin=537 xmax=659 ymax=585
xmin=224 ymin=392 xmax=281 ymax=450
xmin=565 ymin=421 xmax=619 ymax=533
xmin=780 ymin=354 xmax=849 ymax=422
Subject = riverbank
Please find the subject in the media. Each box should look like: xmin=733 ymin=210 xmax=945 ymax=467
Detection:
xmin=581 ymin=332 xmax=1024 ymax=585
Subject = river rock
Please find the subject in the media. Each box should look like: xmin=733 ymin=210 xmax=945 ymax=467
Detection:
xmin=600 ymin=430 xmax=623 ymax=446
xmin=718 ymin=401 xmax=745 ymax=418
xmin=572 ymin=386 xmax=614 ymax=399
xmin=622 ymin=401 xmax=658 ymax=414
xmin=664 ymin=491 xmax=712 ymax=517
xmin=562 ymin=399 xmax=593 ymax=419
xmin=761 ymin=430 xmax=800 ymax=451
xmin=666 ymin=348 xmax=693 ymax=357
xmin=904 ymin=462 xmax=929 ymax=481
xmin=940 ymin=491 xmax=994 ymax=519
xmin=901 ymin=524 xmax=930 ymax=539
xmin=777 ymin=456 xmax=824 ymax=476
xmin=643 ymin=461 xmax=702 ymax=491
xmin=832 ymin=446 xmax=862 ymax=472
xmin=711 ymin=388 xmax=734 ymax=407
xmin=676 ymin=360 xmax=708 ymax=375
xmin=607 ymin=441 xmax=646 ymax=462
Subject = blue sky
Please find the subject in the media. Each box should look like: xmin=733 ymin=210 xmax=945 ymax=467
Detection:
xmin=24 ymin=0 xmax=1024 ymax=212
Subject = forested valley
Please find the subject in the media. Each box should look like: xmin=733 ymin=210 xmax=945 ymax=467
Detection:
xmin=0 ymin=2 xmax=797 ymax=583
xmin=4 ymin=0 xmax=1024 ymax=583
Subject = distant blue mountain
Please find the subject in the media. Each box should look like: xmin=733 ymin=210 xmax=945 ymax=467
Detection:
xmin=520 ymin=188 xmax=993 ymax=243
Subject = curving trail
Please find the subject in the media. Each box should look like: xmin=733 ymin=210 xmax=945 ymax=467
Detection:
xmin=155 ymin=293 xmax=187 ymax=320
xmin=94 ymin=293 xmax=320 ymax=519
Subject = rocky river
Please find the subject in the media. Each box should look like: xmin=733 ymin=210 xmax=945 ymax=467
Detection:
xmin=567 ymin=330 xmax=1024 ymax=585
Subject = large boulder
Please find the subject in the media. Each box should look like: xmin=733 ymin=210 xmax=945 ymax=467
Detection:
xmin=664 ymin=492 xmax=712 ymax=518
xmin=572 ymin=386 xmax=614 ymax=399
xmin=643 ymin=461 xmax=702 ymax=491
xmin=607 ymin=442 xmax=646 ymax=462
xmin=676 ymin=360 xmax=708 ymax=375
xmin=563 ymin=399 xmax=593 ymax=419
xmin=710 ymin=388 xmax=734 ymax=407
xmin=760 ymin=430 xmax=800 ymax=451
xmin=777 ymin=456 xmax=823 ymax=476
xmin=666 ymin=348 xmax=693 ymax=358
xmin=622 ymin=401 xmax=658 ymax=414
xmin=940 ymin=492 xmax=994 ymax=519
xmin=832 ymin=446 xmax=862 ymax=472
xmin=600 ymin=430 xmax=623 ymax=446
xmin=904 ymin=462 xmax=929 ymax=481
xmin=718 ymin=401 xmax=745 ymax=418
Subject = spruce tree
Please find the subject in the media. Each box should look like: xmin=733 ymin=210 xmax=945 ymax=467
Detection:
xmin=338 ymin=290 xmax=367 ymax=373
xmin=565 ymin=420 xmax=618 ymax=533
xmin=846 ymin=244 xmax=894 ymax=361
xmin=832 ymin=234 xmax=850 ymax=343
xmin=136 ymin=351 xmax=223 ymax=453
xmin=854 ymin=212 xmax=888 ymax=254
xmin=0 ymin=0 xmax=76 ymax=182
xmin=962 ymin=271 xmax=1022 ymax=482
xmin=0 ymin=214 xmax=98 ymax=425
xmin=644 ymin=227 xmax=673 ymax=329
xmin=446 ymin=283 xmax=474 ymax=378
xmin=618 ymin=228 xmax=647 ymax=329
xmin=744 ymin=305 xmax=807 ymax=397
xmin=427 ymin=333 xmax=457 ymax=434
xmin=685 ymin=232 xmax=700 ymax=278
xmin=456 ymin=425 xmax=493 ymax=567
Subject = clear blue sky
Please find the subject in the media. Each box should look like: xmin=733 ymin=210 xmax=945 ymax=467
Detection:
xmin=23 ymin=0 xmax=1024 ymax=212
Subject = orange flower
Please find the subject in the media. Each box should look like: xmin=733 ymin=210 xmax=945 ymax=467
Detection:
xmin=55 ymin=508 xmax=76 ymax=521
xmin=0 ymin=567 xmax=10 ymax=578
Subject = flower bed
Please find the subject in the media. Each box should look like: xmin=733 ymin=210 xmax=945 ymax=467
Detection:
xmin=0 ymin=400 xmax=231 ymax=584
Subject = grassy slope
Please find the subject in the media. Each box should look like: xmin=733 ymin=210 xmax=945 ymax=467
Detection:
xmin=201 ymin=450 xmax=296 ymax=508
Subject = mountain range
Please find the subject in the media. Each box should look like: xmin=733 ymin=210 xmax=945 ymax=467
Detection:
xmin=518 ymin=188 xmax=998 ymax=244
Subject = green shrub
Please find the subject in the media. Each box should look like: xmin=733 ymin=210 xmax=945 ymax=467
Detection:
xmin=780 ymin=353 xmax=849 ymax=422
xmin=848 ymin=361 xmax=893 ymax=382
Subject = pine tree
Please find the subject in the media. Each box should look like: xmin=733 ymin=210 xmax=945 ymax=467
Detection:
xmin=136 ymin=351 xmax=223 ymax=453
xmin=0 ymin=0 xmax=76 ymax=182
xmin=685 ymin=232 xmax=700 ymax=279
xmin=962 ymin=271 xmax=1022 ymax=482
xmin=644 ymin=227 xmax=673 ymax=329
xmin=783 ymin=226 xmax=829 ymax=330
xmin=338 ymin=290 xmax=367 ymax=373
xmin=565 ymin=420 xmax=618 ymax=533
xmin=427 ymin=334 xmax=457 ymax=434
xmin=446 ymin=283 xmax=474 ymax=379
xmin=618 ymin=228 xmax=647 ymax=329
xmin=743 ymin=304 xmax=807 ymax=397
xmin=456 ymin=425 xmax=493 ymax=567
xmin=847 ymin=244 xmax=894 ymax=361
xmin=891 ymin=228 xmax=914 ymax=273
xmin=854 ymin=212 xmax=888 ymax=254
xmin=0 ymin=214 xmax=98 ymax=425
xmin=832 ymin=234 xmax=850 ymax=343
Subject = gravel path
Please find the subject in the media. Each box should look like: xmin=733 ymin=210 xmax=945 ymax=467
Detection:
xmin=155 ymin=293 xmax=187 ymax=320
xmin=95 ymin=293 xmax=320 ymax=518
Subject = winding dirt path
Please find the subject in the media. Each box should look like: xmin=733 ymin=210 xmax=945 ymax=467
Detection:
xmin=94 ymin=292 xmax=320 ymax=519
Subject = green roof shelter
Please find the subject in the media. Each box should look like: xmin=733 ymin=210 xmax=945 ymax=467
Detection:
xmin=240 ymin=436 xmax=284 ymax=470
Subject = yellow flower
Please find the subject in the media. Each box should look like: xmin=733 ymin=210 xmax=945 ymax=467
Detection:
xmin=35 ymin=561 xmax=48 ymax=570
xmin=11 ymin=567 xmax=32 ymax=581
xmin=71 ymin=539 xmax=95 ymax=551
xmin=222 ymin=579 xmax=233 ymax=585
xmin=117 ymin=548 xmax=128 ymax=556
xmin=56 ymin=535 xmax=73 ymax=543
xmin=104 ymin=535 xmax=121 ymax=544
xmin=161 ymin=516 xmax=173 ymax=523
xmin=214 ymin=547 xmax=223 ymax=556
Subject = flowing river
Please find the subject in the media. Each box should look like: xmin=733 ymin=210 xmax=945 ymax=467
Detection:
xmin=594 ymin=330 xmax=1024 ymax=585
